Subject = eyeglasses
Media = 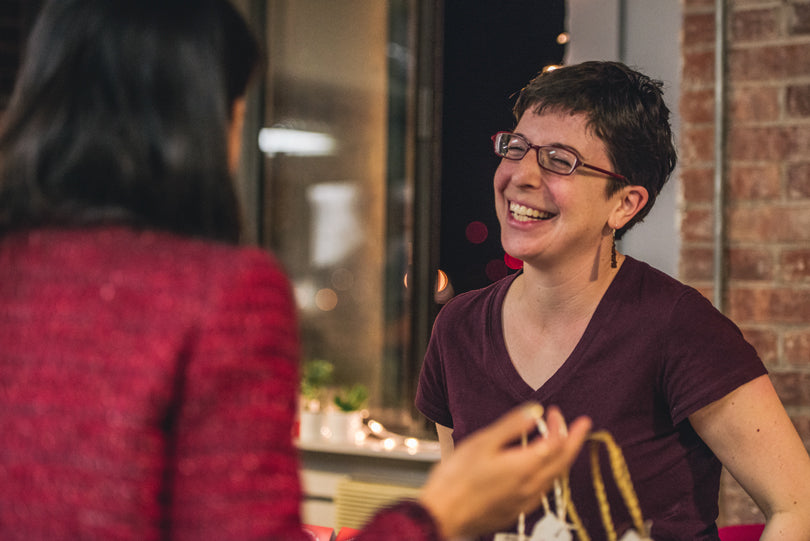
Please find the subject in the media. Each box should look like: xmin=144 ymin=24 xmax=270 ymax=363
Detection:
xmin=491 ymin=131 xmax=627 ymax=182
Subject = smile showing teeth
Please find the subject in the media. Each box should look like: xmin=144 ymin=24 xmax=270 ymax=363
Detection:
xmin=509 ymin=201 xmax=554 ymax=222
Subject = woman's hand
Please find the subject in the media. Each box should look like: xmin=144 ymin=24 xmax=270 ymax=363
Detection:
xmin=419 ymin=403 xmax=591 ymax=540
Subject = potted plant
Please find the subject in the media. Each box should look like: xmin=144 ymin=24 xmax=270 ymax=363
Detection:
xmin=333 ymin=383 xmax=368 ymax=413
xmin=300 ymin=359 xmax=334 ymax=410
xmin=326 ymin=383 xmax=368 ymax=443
xmin=299 ymin=359 xmax=333 ymax=442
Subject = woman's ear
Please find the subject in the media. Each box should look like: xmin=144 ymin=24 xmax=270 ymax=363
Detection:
xmin=611 ymin=184 xmax=649 ymax=229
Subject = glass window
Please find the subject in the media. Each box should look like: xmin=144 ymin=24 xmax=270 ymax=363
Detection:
xmin=235 ymin=0 xmax=565 ymax=436
xmin=252 ymin=0 xmax=427 ymax=433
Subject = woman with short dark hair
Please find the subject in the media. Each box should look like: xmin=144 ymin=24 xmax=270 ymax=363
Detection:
xmin=418 ymin=62 xmax=810 ymax=540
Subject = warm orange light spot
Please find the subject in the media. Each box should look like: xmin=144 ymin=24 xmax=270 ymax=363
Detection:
xmin=314 ymin=288 xmax=338 ymax=311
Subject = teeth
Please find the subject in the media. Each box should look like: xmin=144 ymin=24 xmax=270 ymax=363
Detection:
xmin=510 ymin=201 xmax=553 ymax=221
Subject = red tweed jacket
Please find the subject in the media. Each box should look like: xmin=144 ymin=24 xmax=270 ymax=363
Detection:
xmin=0 ymin=227 xmax=438 ymax=541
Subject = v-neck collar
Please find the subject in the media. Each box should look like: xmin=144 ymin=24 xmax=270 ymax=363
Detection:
xmin=488 ymin=259 xmax=635 ymax=401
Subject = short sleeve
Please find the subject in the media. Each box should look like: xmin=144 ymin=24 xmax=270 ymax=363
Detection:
xmin=662 ymin=289 xmax=767 ymax=425
xmin=415 ymin=310 xmax=454 ymax=429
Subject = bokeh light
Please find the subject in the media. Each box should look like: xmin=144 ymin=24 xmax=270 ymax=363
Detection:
xmin=504 ymin=253 xmax=524 ymax=270
xmin=436 ymin=269 xmax=449 ymax=292
xmin=485 ymin=259 xmax=509 ymax=282
xmin=314 ymin=288 xmax=338 ymax=311
xmin=465 ymin=221 xmax=488 ymax=244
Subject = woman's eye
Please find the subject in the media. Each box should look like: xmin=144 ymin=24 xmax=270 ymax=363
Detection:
xmin=508 ymin=143 xmax=527 ymax=153
xmin=551 ymin=156 xmax=573 ymax=167
xmin=546 ymin=150 xmax=573 ymax=169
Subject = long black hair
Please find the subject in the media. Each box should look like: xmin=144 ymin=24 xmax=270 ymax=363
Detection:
xmin=0 ymin=0 xmax=260 ymax=243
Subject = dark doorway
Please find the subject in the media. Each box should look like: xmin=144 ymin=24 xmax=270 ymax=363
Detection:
xmin=439 ymin=2 xmax=566 ymax=295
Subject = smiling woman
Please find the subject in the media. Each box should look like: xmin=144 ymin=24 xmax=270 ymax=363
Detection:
xmin=417 ymin=61 xmax=810 ymax=541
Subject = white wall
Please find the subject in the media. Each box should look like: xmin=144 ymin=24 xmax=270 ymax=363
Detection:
xmin=565 ymin=0 xmax=682 ymax=278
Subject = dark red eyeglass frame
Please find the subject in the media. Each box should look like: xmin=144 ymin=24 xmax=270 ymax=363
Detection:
xmin=491 ymin=132 xmax=628 ymax=183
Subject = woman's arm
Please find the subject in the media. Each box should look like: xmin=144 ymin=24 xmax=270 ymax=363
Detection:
xmin=690 ymin=374 xmax=810 ymax=540
xmin=436 ymin=423 xmax=455 ymax=460
xmin=171 ymin=253 xmax=307 ymax=541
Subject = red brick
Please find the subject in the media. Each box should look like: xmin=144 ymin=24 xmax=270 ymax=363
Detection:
xmin=683 ymin=0 xmax=716 ymax=11
xmin=784 ymin=328 xmax=810 ymax=365
xmin=729 ymin=43 xmax=810 ymax=81
xmin=787 ymin=126 xmax=810 ymax=159
xmin=739 ymin=325 xmax=779 ymax=365
xmin=787 ymin=84 xmax=810 ymax=117
xmin=789 ymin=1 xmax=810 ymax=36
xmin=732 ymin=8 xmax=780 ymax=43
xmin=780 ymin=248 xmax=810 ymax=283
xmin=682 ymin=49 xmax=715 ymax=87
xmin=680 ymin=245 xmax=715 ymax=281
xmin=726 ymin=207 xmax=768 ymax=243
xmin=770 ymin=370 xmax=810 ymax=407
xmin=727 ymin=205 xmax=810 ymax=243
xmin=680 ymin=125 xmax=715 ymax=166
xmin=730 ymin=85 xmax=780 ymax=122
xmin=681 ymin=166 xmax=715 ymax=203
xmin=682 ymin=207 xmax=714 ymax=242
xmin=684 ymin=12 xmax=716 ymax=47
xmin=728 ymin=163 xmax=780 ymax=200
xmin=728 ymin=126 xmax=794 ymax=162
xmin=787 ymin=163 xmax=810 ymax=198
xmin=728 ymin=287 xmax=810 ymax=324
xmin=680 ymin=88 xmax=714 ymax=124
xmin=727 ymin=247 xmax=774 ymax=281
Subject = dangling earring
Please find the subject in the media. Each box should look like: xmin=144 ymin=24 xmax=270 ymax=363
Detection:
xmin=611 ymin=228 xmax=617 ymax=269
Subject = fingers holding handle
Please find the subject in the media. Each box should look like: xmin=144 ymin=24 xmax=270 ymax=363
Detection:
xmin=419 ymin=402 xmax=591 ymax=540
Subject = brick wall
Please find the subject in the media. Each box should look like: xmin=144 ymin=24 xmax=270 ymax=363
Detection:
xmin=682 ymin=0 xmax=810 ymax=526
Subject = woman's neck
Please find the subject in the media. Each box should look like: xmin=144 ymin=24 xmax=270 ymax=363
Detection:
xmin=512 ymin=251 xmax=624 ymax=325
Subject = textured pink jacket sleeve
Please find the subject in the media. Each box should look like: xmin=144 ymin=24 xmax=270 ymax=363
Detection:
xmin=356 ymin=501 xmax=442 ymax=541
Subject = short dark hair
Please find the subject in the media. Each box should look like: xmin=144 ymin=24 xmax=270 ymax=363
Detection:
xmin=513 ymin=61 xmax=677 ymax=239
xmin=0 ymin=0 xmax=261 ymax=243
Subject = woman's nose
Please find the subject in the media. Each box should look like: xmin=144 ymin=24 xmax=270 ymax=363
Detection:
xmin=510 ymin=151 xmax=545 ymax=187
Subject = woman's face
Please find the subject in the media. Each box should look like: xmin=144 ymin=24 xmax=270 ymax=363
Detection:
xmin=494 ymin=110 xmax=622 ymax=270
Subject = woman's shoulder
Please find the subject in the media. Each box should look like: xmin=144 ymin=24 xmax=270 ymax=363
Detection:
xmin=617 ymin=256 xmax=722 ymax=327
xmin=7 ymin=225 xmax=289 ymax=292
xmin=434 ymin=272 xmax=518 ymax=324
xmin=620 ymin=256 xmax=701 ymax=302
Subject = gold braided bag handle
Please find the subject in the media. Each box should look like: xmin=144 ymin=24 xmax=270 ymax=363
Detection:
xmin=564 ymin=430 xmax=649 ymax=541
